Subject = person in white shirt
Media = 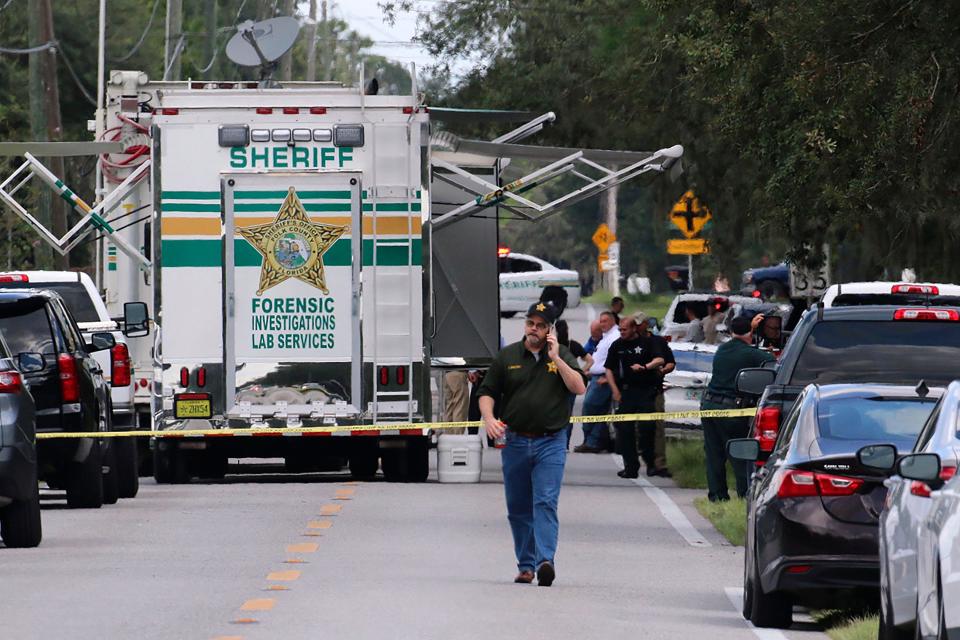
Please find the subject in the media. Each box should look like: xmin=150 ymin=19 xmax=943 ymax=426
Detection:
xmin=574 ymin=311 xmax=619 ymax=453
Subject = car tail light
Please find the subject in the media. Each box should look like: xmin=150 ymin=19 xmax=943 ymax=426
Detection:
xmin=403 ymin=106 xmax=414 ymax=114
xmin=396 ymin=366 xmax=406 ymax=386
xmin=159 ymin=108 xmax=179 ymax=115
xmin=256 ymin=107 xmax=273 ymax=114
xmin=58 ymin=354 xmax=80 ymax=403
xmin=0 ymin=274 xmax=28 ymax=282
xmin=379 ymin=366 xmax=389 ymax=386
xmin=892 ymin=284 xmax=938 ymax=295
xmin=110 ymin=343 xmax=131 ymax=387
xmin=139 ymin=378 xmax=148 ymax=388
xmin=0 ymin=370 xmax=23 ymax=393
xmin=497 ymin=246 xmax=510 ymax=257
xmin=309 ymin=107 xmax=327 ymax=115
xmin=754 ymin=406 xmax=781 ymax=452
xmin=786 ymin=565 xmax=812 ymax=574
xmin=910 ymin=465 xmax=957 ymax=498
xmin=179 ymin=366 xmax=189 ymax=387
xmin=752 ymin=290 xmax=762 ymax=298
xmin=197 ymin=366 xmax=206 ymax=388
xmin=776 ymin=469 xmax=863 ymax=499
xmin=893 ymin=308 xmax=960 ymax=321
xmin=282 ymin=107 xmax=300 ymax=114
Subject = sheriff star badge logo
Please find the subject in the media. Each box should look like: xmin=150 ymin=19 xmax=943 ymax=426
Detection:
xmin=238 ymin=188 xmax=348 ymax=296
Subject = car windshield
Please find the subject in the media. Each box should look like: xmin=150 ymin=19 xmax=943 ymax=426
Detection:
xmin=0 ymin=282 xmax=100 ymax=322
xmin=790 ymin=321 xmax=960 ymax=386
xmin=816 ymin=396 xmax=936 ymax=454
xmin=0 ymin=305 xmax=54 ymax=354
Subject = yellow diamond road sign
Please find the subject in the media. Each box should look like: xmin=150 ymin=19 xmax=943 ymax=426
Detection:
xmin=670 ymin=190 xmax=712 ymax=239
xmin=667 ymin=238 xmax=709 ymax=255
xmin=592 ymin=223 xmax=615 ymax=251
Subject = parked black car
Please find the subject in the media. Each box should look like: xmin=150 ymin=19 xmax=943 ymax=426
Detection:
xmin=728 ymin=383 xmax=940 ymax=628
xmin=736 ymin=305 xmax=960 ymax=462
xmin=0 ymin=290 xmax=116 ymax=508
xmin=0 ymin=336 xmax=40 ymax=547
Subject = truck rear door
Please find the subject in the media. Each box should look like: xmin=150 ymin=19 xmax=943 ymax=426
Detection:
xmin=221 ymin=173 xmax=362 ymax=422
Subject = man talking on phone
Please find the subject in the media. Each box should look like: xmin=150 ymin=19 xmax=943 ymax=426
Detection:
xmin=478 ymin=301 xmax=587 ymax=587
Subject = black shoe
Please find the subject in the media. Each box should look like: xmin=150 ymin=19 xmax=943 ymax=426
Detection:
xmin=649 ymin=467 xmax=672 ymax=478
xmin=708 ymin=494 xmax=731 ymax=503
xmin=617 ymin=470 xmax=639 ymax=479
xmin=537 ymin=561 xmax=555 ymax=587
xmin=646 ymin=467 xmax=658 ymax=477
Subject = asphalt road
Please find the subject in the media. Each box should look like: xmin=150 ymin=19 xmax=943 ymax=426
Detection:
xmin=0 ymin=447 xmax=829 ymax=640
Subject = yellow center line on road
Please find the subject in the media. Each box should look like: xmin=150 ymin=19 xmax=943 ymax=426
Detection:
xmin=267 ymin=570 xmax=301 ymax=581
xmin=283 ymin=558 xmax=309 ymax=564
xmin=287 ymin=542 xmax=319 ymax=553
xmin=319 ymin=504 xmax=341 ymax=515
xmin=307 ymin=519 xmax=333 ymax=529
xmin=212 ymin=636 xmax=245 ymax=639
xmin=230 ymin=618 xmax=259 ymax=625
xmin=240 ymin=598 xmax=275 ymax=611
xmin=335 ymin=488 xmax=355 ymax=496
xmin=265 ymin=585 xmax=290 ymax=592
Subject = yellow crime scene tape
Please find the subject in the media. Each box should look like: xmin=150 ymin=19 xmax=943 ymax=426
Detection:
xmin=34 ymin=407 xmax=757 ymax=440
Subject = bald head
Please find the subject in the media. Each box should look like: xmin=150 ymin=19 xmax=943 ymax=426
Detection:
xmin=589 ymin=319 xmax=602 ymax=341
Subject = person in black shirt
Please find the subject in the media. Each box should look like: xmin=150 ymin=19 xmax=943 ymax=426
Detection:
xmin=604 ymin=317 xmax=666 ymax=479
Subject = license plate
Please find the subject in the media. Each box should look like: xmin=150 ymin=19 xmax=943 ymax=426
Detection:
xmin=175 ymin=398 xmax=212 ymax=419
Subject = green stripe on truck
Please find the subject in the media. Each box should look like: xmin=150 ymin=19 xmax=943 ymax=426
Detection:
xmin=160 ymin=239 xmax=422 ymax=267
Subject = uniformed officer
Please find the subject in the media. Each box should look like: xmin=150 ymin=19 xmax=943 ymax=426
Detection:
xmin=700 ymin=314 xmax=773 ymax=502
xmin=478 ymin=301 xmax=587 ymax=587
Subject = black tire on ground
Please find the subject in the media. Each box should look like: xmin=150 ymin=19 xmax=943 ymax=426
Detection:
xmin=66 ymin=439 xmax=104 ymax=509
xmin=540 ymin=286 xmax=568 ymax=316
xmin=0 ymin=479 xmax=41 ymax=548
xmin=196 ymin=451 xmax=228 ymax=480
xmin=758 ymin=280 xmax=787 ymax=300
xmin=349 ymin=441 xmax=380 ymax=480
xmin=115 ymin=436 xmax=139 ymax=498
xmin=499 ymin=311 xmax=516 ymax=318
xmin=405 ymin=438 xmax=429 ymax=483
xmin=153 ymin=441 xmax=189 ymax=484
xmin=136 ymin=411 xmax=153 ymax=477
xmin=102 ymin=442 xmax=120 ymax=505
xmin=747 ymin=554 xmax=792 ymax=628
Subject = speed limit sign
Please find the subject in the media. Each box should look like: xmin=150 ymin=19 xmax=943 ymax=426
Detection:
xmin=789 ymin=248 xmax=831 ymax=298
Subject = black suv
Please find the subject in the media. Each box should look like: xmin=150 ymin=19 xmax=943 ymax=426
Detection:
xmin=0 ymin=335 xmax=40 ymax=547
xmin=738 ymin=304 xmax=960 ymax=461
xmin=0 ymin=290 xmax=116 ymax=508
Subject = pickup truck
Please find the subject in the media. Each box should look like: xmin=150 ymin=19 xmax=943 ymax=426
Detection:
xmin=0 ymin=271 xmax=149 ymax=496
xmin=737 ymin=304 xmax=960 ymax=460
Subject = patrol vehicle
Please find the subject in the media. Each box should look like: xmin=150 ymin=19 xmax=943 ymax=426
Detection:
xmin=498 ymin=250 xmax=581 ymax=317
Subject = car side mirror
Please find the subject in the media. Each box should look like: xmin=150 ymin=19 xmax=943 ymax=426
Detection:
xmin=17 ymin=352 xmax=45 ymax=373
xmin=123 ymin=302 xmax=149 ymax=338
xmin=727 ymin=438 xmax=761 ymax=462
xmin=736 ymin=368 xmax=776 ymax=396
xmin=86 ymin=331 xmax=116 ymax=352
xmin=857 ymin=444 xmax=898 ymax=472
xmin=897 ymin=453 xmax=941 ymax=483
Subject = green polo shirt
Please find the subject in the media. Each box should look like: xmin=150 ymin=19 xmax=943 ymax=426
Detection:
xmin=478 ymin=340 xmax=587 ymax=434
xmin=706 ymin=338 xmax=775 ymax=396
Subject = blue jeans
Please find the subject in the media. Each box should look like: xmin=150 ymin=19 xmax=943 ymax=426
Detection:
xmin=581 ymin=377 xmax=612 ymax=448
xmin=501 ymin=429 xmax=567 ymax=571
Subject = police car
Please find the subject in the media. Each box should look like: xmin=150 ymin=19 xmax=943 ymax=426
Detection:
xmin=498 ymin=250 xmax=581 ymax=317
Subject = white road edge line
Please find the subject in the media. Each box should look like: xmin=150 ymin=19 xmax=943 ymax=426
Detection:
xmin=610 ymin=454 xmax=711 ymax=547
xmin=724 ymin=587 xmax=791 ymax=640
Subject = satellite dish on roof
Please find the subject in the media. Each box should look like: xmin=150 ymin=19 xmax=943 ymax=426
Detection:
xmin=226 ymin=17 xmax=300 ymax=86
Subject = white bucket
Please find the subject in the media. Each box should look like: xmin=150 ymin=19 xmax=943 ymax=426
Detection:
xmin=436 ymin=434 xmax=483 ymax=483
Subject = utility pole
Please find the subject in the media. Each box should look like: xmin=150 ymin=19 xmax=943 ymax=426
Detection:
xmin=305 ymin=0 xmax=318 ymax=81
xmin=321 ymin=0 xmax=330 ymax=81
xmin=279 ymin=0 xmax=296 ymax=81
xmin=603 ymin=184 xmax=620 ymax=295
xmin=203 ymin=0 xmax=217 ymax=80
xmin=164 ymin=0 xmax=183 ymax=80
xmin=28 ymin=0 xmax=67 ymax=269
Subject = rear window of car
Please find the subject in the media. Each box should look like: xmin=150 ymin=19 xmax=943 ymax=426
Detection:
xmin=816 ymin=396 xmax=936 ymax=452
xmin=0 ymin=305 xmax=55 ymax=355
xmin=0 ymin=282 xmax=100 ymax=322
xmin=671 ymin=349 xmax=714 ymax=374
xmin=790 ymin=321 xmax=960 ymax=386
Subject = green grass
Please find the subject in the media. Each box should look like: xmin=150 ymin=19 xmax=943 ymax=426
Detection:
xmin=812 ymin=612 xmax=879 ymax=640
xmin=581 ymin=289 xmax=674 ymax=325
xmin=666 ymin=438 xmax=735 ymax=491
xmin=694 ymin=496 xmax=747 ymax=546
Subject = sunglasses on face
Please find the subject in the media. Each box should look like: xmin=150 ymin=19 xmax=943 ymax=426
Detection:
xmin=524 ymin=319 xmax=550 ymax=331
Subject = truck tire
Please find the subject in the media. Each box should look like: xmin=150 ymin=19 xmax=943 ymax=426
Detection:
xmin=66 ymin=439 xmax=104 ymax=509
xmin=102 ymin=441 xmax=120 ymax=505
xmin=137 ymin=410 xmax=153 ymax=477
xmin=540 ymin=286 xmax=568 ymax=316
xmin=115 ymin=436 xmax=139 ymax=498
xmin=0 ymin=479 xmax=41 ymax=548
xmin=153 ymin=441 xmax=189 ymax=484
xmin=197 ymin=451 xmax=228 ymax=480
xmin=349 ymin=441 xmax=379 ymax=480
xmin=382 ymin=439 xmax=429 ymax=483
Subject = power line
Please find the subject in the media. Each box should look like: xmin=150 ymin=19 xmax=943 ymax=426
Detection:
xmin=110 ymin=0 xmax=163 ymax=63
xmin=0 ymin=0 xmax=16 ymax=14
xmin=56 ymin=43 xmax=97 ymax=106
xmin=0 ymin=41 xmax=56 ymax=54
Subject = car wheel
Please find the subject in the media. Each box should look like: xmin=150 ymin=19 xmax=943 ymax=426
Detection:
xmin=0 ymin=478 xmax=41 ymax=548
xmin=742 ymin=547 xmax=754 ymax=619
xmin=66 ymin=439 xmax=104 ymax=508
xmin=101 ymin=441 xmax=120 ymax=505
xmin=748 ymin=549 xmax=792 ymax=628
xmin=115 ymin=436 xmax=139 ymax=498
xmin=540 ymin=286 xmax=568 ymax=316
xmin=153 ymin=441 xmax=189 ymax=484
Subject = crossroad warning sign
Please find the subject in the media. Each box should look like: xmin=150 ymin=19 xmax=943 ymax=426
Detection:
xmin=670 ymin=190 xmax=711 ymax=239
xmin=592 ymin=223 xmax=615 ymax=251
